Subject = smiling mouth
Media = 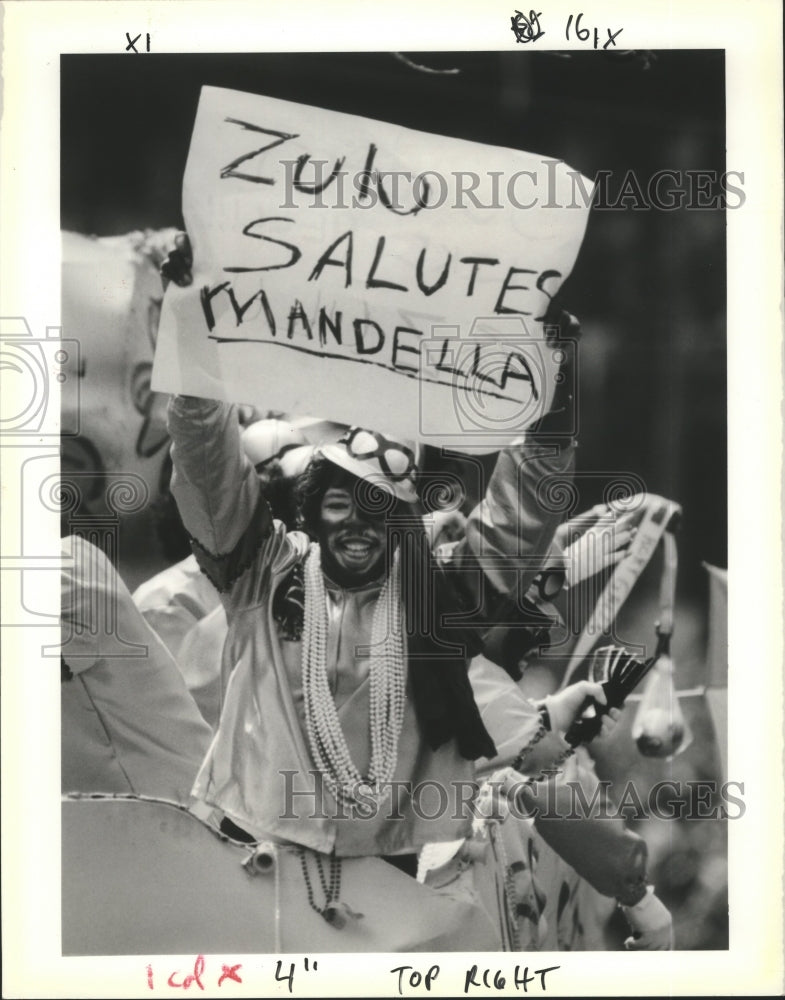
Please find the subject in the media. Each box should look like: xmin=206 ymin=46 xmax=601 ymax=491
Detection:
xmin=339 ymin=538 xmax=378 ymax=558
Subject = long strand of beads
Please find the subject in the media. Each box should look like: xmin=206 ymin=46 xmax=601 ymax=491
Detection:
xmin=297 ymin=849 xmax=323 ymax=917
xmin=330 ymin=854 xmax=341 ymax=904
xmin=297 ymin=848 xmax=344 ymax=919
xmin=302 ymin=548 xmax=341 ymax=789
xmin=301 ymin=544 xmax=407 ymax=807
xmin=302 ymin=546 xmax=364 ymax=799
xmin=367 ymin=548 xmax=405 ymax=791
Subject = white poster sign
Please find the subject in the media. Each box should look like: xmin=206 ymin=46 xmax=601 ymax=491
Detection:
xmin=154 ymin=86 xmax=594 ymax=450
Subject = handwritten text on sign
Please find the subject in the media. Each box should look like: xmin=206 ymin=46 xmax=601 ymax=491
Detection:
xmin=153 ymin=86 xmax=594 ymax=449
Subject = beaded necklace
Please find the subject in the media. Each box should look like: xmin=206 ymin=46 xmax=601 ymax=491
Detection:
xmin=301 ymin=544 xmax=406 ymax=808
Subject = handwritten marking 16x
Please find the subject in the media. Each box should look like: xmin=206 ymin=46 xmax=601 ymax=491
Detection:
xmin=511 ymin=10 xmax=623 ymax=49
xmin=565 ymin=13 xmax=623 ymax=49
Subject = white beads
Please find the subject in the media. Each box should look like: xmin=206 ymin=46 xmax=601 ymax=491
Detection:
xmin=301 ymin=545 xmax=406 ymax=808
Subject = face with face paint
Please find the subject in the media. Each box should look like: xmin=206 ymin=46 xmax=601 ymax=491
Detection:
xmin=317 ymin=482 xmax=389 ymax=587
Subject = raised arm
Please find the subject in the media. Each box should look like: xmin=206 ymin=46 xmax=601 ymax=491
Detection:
xmin=161 ymin=234 xmax=275 ymax=591
xmin=461 ymin=433 xmax=573 ymax=597
xmin=167 ymin=394 xmax=269 ymax=567
xmin=450 ymin=311 xmax=579 ymax=620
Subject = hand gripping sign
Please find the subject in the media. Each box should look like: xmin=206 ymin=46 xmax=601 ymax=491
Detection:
xmin=153 ymin=86 xmax=594 ymax=451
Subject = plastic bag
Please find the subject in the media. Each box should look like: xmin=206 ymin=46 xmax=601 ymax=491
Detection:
xmin=632 ymin=653 xmax=692 ymax=758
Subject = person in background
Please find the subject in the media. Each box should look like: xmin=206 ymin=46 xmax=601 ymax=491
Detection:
xmin=133 ymin=417 xmax=313 ymax=726
xmin=61 ymin=535 xmax=213 ymax=806
xmin=464 ymin=654 xmax=674 ymax=951
xmin=458 ymin=510 xmax=670 ymax=951
xmin=131 ymin=550 xmax=222 ymax=666
xmin=470 ymin=501 xmax=637 ymax=681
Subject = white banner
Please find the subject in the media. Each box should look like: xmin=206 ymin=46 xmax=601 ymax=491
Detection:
xmin=153 ymin=86 xmax=594 ymax=450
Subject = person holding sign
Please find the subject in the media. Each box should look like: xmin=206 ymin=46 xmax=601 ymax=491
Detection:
xmin=161 ymin=237 xmax=616 ymax=887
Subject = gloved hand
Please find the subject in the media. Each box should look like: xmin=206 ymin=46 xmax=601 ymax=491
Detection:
xmin=429 ymin=508 xmax=468 ymax=550
xmin=562 ymin=508 xmax=638 ymax=585
xmin=541 ymin=680 xmax=620 ymax=738
xmin=528 ymin=309 xmax=580 ymax=439
xmin=160 ymin=231 xmax=193 ymax=289
xmin=620 ymin=885 xmax=674 ymax=950
xmin=476 ymin=766 xmax=534 ymax=822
